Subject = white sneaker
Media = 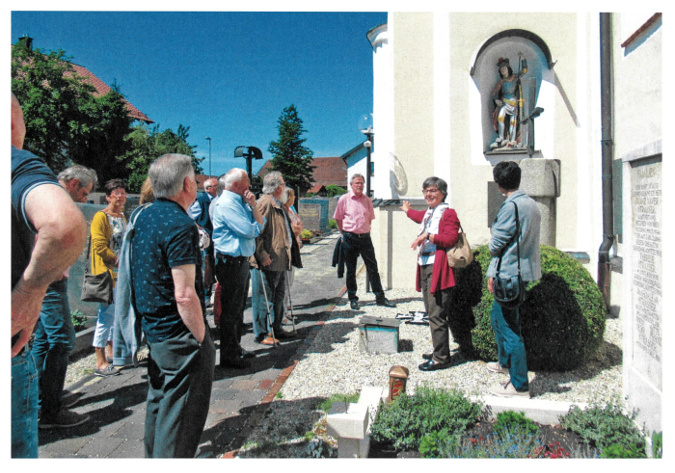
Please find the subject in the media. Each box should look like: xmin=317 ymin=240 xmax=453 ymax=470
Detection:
xmin=490 ymin=381 xmax=530 ymax=398
xmin=486 ymin=362 xmax=509 ymax=374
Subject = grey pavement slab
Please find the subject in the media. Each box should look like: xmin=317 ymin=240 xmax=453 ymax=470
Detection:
xmin=38 ymin=232 xmax=349 ymax=458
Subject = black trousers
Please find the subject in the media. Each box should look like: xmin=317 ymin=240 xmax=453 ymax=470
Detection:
xmin=342 ymin=231 xmax=385 ymax=301
xmin=145 ymin=329 xmax=215 ymax=458
xmin=214 ymin=255 xmax=250 ymax=361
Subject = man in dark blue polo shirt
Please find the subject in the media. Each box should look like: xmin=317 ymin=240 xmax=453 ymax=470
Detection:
xmin=130 ymin=154 xmax=215 ymax=458
xmin=11 ymin=94 xmax=87 ymax=457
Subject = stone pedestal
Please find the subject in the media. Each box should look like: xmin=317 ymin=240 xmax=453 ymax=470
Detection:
xmin=519 ymin=158 xmax=561 ymax=247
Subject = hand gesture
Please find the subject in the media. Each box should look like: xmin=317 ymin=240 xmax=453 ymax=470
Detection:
xmin=399 ymin=200 xmax=411 ymax=213
xmin=411 ymin=233 xmax=427 ymax=250
xmin=243 ymin=189 xmax=256 ymax=207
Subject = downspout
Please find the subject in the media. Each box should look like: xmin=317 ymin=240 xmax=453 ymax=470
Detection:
xmin=598 ymin=13 xmax=614 ymax=310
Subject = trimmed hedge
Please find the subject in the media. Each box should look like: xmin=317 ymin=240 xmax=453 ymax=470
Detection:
xmin=453 ymin=245 xmax=607 ymax=371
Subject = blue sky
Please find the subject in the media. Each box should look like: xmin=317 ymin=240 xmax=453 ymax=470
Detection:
xmin=10 ymin=10 xmax=387 ymax=177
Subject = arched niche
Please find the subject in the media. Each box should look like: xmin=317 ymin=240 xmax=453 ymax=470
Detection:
xmin=470 ymin=29 xmax=553 ymax=158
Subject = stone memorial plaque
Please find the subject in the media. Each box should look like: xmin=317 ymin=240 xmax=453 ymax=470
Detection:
xmin=630 ymin=161 xmax=661 ymax=390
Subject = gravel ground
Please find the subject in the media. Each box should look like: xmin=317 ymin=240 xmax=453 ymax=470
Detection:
xmin=63 ymin=276 xmax=623 ymax=458
xmin=238 ymin=282 xmax=623 ymax=458
xmin=279 ymin=287 xmax=623 ymax=403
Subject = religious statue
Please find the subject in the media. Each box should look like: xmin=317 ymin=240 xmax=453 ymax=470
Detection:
xmin=490 ymin=52 xmax=528 ymax=150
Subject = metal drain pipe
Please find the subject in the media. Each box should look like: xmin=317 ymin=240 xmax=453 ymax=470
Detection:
xmin=597 ymin=12 xmax=614 ymax=310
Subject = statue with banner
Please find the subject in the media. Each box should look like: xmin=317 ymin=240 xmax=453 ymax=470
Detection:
xmin=490 ymin=52 xmax=528 ymax=151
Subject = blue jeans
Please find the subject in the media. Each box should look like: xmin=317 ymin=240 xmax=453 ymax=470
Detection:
xmin=490 ymin=301 xmax=529 ymax=391
xmin=251 ymin=268 xmax=286 ymax=339
xmin=11 ymin=349 xmax=39 ymax=458
xmin=92 ymin=288 xmax=116 ymax=348
xmin=31 ymin=278 xmax=76 ymax=420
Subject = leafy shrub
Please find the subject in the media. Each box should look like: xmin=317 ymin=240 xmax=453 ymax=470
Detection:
xmin=601 ymin=443 xmax=645 ymax=459
xmin=419 ymin=429 xmax=457 ymax=458
xmin=71 ymin=309 xmax=88 ymax=332
xmin=559 ymin=398 xmax=646 ymax=457
xmin=369 ymin=386 xmax=482 ymax=452
xmin=454 ymin=245 xmax=607 ymax=371
xmin=652 ymin=431 xmax=663 ymax=458
xmin=494 ymin=411 xmax=540 ymax=438
xmin=325 ymin=185 xmax=347 ymax=197
xmin=327 ymin=218 xmax=338 ymax=229
xmin=300 ymin=229 xmax=312 ymax=240
xmin=444 ymin=429 xmax=544 ymax=458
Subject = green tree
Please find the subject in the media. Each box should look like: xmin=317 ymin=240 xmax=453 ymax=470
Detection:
xmin=121 ymin=123 xmax=204 ymax=193
xmin=268 ymin=104 xmax=315 ymax=195
xmin=11 ymin=41 xmax=135 ymax=184
xmin=11 ymin=41 xmax=98 ymax=171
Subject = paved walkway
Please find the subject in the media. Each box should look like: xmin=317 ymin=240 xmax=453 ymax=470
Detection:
xmin=38 ymin=232 xmax=352 ymax=458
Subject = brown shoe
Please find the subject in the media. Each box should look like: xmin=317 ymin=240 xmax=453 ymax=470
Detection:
xmin=261 ymin=336 xmax=279 ymax=345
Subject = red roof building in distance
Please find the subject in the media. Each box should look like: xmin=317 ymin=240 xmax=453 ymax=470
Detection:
xmin=13 ymin=36 xmax=152 ymax=125
xmin=258 ymin=157 xmax=347 ymax=196
xmin=70 ymin=63 xmax=153 ymax=124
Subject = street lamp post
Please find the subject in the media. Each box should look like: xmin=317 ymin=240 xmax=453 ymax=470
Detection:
xmin=205 ymin=136 xmax=212 ymax=177
xmin=234 ymin=146 xmax=263 ymax=193
xmin=359 ymin=114 xmax=374 ymax=197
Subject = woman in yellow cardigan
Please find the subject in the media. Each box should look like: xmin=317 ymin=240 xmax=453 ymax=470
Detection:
xmin=90 ymin=179 xmax=128 ymax=377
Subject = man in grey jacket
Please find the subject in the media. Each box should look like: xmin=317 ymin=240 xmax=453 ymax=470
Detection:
xmin=486 ymin=161 xmax=541 ymax=398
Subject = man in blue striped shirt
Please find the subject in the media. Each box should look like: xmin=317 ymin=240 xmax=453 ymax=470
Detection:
xmin=211 ymin=168 xmax=265 ymax=369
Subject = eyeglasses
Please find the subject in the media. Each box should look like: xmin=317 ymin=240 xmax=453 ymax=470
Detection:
xmin=111 ymin=191 xmax=127 ymax=198
xmin=423 ymin=188 xmax=440 ymax=195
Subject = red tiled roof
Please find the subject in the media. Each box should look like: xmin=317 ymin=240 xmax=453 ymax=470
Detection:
xmin=70 ymin=63 xmax=153 ymax=124
xmin=195 ymin=174 xmax=218 ymax=189
xmin=258 ymin=157 xmax=347 ymax=188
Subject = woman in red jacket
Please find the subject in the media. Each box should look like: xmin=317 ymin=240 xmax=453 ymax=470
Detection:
xmin=400 ymin=177 xmax=468 ymax=371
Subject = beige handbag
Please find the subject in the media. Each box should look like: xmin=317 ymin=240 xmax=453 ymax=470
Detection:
xmin=446 ymin=225 xmax=473 ymax=268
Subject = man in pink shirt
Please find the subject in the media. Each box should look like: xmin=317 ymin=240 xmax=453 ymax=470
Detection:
xmin=334 ymin=174 xmax=395 ymax=310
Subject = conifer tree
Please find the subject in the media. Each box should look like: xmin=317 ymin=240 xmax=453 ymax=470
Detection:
xmin=268 ymin=104 xmax=315 ymax=195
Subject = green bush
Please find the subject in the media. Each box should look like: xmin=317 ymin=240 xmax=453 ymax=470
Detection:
xmin=652 ymin=431 xmax=663 ymax=458
xmin=559 ymin=398 xmax=646 ymax=457
xmin=71 ymin=309 xmax=87 ymax=332
xmin=325 ymin=185 xmax=347 ymax=197
xmin=494 ymin=411 xmax=540 ymax=438
xmin=327 ymin=218 xmax=338 ymax=230
xmin=454 ymin=245 xmax=607 ymax=371
xmin=369 ymin=386 xmax=482 ymax=452
xmin=300 ymin=229 xmax=312 ymax=240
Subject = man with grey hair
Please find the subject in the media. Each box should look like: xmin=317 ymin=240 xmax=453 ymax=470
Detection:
xmin=334 ymin=173 xmax=396 ymax=310
xmin=32 ymin=164 xmax=97 ymax=429
xmin=57 ymin=165 xmax=98 ymax=203
xmin=211 ymin=168 xmax=264 ymax=368
xmin=130 ymin=154 xmax=215 ymax=457
xmin=251 ymin=171 xmax=301 ymax=345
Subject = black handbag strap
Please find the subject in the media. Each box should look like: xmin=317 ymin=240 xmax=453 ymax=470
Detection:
xmin=496 ymin=201 xmax=521 ymax=277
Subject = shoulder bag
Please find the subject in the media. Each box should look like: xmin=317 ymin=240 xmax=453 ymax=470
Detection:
xmin=446 ymin=224 xmax=473 ymax=268
xmin=492 ymin=202 xmax=524 ymax=309
xmin=81 ymin=212 xmax=114 ymax=304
